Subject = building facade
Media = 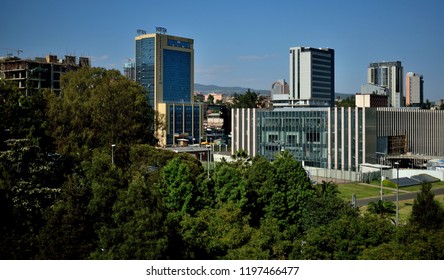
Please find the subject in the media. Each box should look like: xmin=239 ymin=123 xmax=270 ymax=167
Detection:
xmin=123 ymin=61 xmax=135 ymax=80
xmin=232 ymin=107 xmax=444 ymax=181
xmin=288 ymin=47 xmax=335 ymax=107
xmin=134 ymin=30 xmax=202 ymax=146
xmin=157 ymin=102 xmax=204 ymax=146
xmin=355 ymin=94 xmax=389 ymax=107
xmin=0 ymin=54 xmax=90 ymax=95
xmin=135 ymin=31 xmax=194 ymax=110
xmin=232 ymin=107 xmax=367 ymax=180
xmin=376 ymin=108 xmax=444 ymax=156
xmin=405 ymin=72 xmax=423 ymax=107
xmin=367 ymin=61 xmax=403 ymax=107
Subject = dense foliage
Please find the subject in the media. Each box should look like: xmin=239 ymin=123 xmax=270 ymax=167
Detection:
xmin=1 ymin=71 xmax=444 ymax=260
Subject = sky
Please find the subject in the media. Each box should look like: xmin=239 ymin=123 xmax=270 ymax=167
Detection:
xmin=1 ymin=0 xmax=444 ymax=101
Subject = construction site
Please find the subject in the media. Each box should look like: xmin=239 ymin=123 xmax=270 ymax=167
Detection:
xmin=0 ymin=52 xmax=90 ymax=95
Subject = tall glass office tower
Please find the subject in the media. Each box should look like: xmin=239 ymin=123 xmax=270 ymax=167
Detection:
xmin=135 ymin=31 xmax=194 ymax=109
xmin=135 ymin=30 xmax=201 ymax=146
xmin=288 ymin=47 xmax=335 ymax=107
xmin=368 ymin=61 xmax=403 ymax=107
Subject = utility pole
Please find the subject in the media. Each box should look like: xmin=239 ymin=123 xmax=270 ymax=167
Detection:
xmin=395 ymin=161 xmax=400 ymax=226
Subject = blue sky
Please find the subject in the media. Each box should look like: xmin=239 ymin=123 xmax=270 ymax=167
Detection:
xmin=1 ymin=0 xmax=444 ymax=101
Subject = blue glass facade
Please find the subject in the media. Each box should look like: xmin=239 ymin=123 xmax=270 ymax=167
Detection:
xmin=167 ymin=39 xmax=191 ymax=49
xmin=163 ymin=49 xmax=191 ymax=103
xmin=257 ymin=109 xmax=329 ymax=168
xmin=166 ymin=104 xmax=202 ymax=145
xmin=135 ymin=33 xmax=198 ymax=146
xmin=135 ymin=37 xmax=155 ymax=107
xmin=232 ymin=108 xmax=365 ymax=174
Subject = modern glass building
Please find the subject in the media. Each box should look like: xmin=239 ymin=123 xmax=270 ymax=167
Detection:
xmin=135 ymin=32 xmax=194 ymax=109
xmin=232 ymin=106 xmax=444 ymax=180
xmin=405 ymin=72 xmax=423 ymax=107
xmin=135 ymin=30 xmax=202 ymax=146
xmin=287 ymin=47 xmax=335 ymax=107
xmin=232 ymin=107 xmax=368 ymax=180
xmin=368 ymin=61 xmax=403 ymax=107
xmin=157 ymin=102 xmax=204 ymax=146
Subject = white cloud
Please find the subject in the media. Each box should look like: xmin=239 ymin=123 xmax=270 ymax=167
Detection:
xmin=237 ymin=54 xmax=276 ymax=61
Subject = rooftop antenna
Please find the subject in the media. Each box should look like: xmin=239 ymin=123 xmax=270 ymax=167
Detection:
xmin=155 ymin=26 xmax=167 ymax=34
xmin=136 ymin=29 xmax=147 ymax=35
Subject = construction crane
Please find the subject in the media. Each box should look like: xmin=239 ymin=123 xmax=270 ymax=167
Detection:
xmin=1 ymin=48 xmax=23 ymax=57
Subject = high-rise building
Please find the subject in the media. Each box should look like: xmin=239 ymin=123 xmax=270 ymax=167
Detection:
xmin=288 ymin=47 xmax=335 ymax=107
xmin=367 ymin=61 xmax=403 ymax=107
xmin=134 ymin=28 xmax=202 ymax=146
xmin=135 ymin=30 xmax=194 ymax=110
xmin=405 ymin=72 xmax=423 ymax=107
xmin=0 ymin=54 xmax=90 ymax=95
xmin=232 ymin=107 xmax=444 ymax=181
xmin=123 ymin=61 xmax=135 ymax=80
xmin=271 ymin=79 xmax=289 ymax=95
xmin=271 ymin=79 xmax=290 ymax=107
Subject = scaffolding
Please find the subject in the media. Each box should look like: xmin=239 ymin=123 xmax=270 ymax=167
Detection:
xmin=388 ymin=135 xmax=407 ymax=155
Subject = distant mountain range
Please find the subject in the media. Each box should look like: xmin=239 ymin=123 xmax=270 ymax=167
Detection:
xmin=194 ymin=83 xmax=353 ymax=99
xmin=194 ymin=83 xmax=270 ymax=96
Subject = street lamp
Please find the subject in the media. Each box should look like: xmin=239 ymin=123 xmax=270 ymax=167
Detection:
xmin=111 ymin=144 xmax=116 ymax=165
xmin=376 ymin=152 xmax=385 ymax=201
xmin=394 ymin=161 xmax=400 ymax=226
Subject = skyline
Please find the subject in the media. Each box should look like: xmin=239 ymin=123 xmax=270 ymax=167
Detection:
xmin=1 ymin=0 xmax=444 ymax=101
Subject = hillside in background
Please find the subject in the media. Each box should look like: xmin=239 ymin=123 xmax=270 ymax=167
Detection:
xmin=194 ymin=83 xmax=270 ymax=96
xmin=195 ymin=83 xmax=354 ymax=99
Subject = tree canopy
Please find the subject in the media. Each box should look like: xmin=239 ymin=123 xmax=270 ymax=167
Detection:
xmin=45 ymin=67 xmax=156 ymax=159
xmin=231 ymin=89 xmax=259 ymax=108
xmin=2 ymin=68 xmax=444 ymax=260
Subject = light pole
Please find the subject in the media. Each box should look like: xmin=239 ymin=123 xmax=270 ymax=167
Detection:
xmin=111 ymin=144 xmax=116 ymax=165
xmin=394 ymin=161 xmax=399 ymax=226
xmin=376 ymin=152 xmax=385 ymax=201
xmin=207 ymin=146 xmax=211 ymax=179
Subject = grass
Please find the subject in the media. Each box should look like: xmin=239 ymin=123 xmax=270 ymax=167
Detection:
xmin=338 ymin=181 xmax=444 ymax=224
xmin=338 ymin=181 xmax=444 ymax=201
xmin=337 ymin=183 xmax=395 ymax=200
xmin=359 ymin=194 xmax=444 ymax=224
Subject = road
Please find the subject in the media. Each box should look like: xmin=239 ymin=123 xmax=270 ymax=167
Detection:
xmin=355 ymin=187 xmax=444 ymax=207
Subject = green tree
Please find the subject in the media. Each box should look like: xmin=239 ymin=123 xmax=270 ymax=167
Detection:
xmin=300 ymin=215 xmax=395 ymax=260
xmin=301 ymin=181 xmax=357 ymax=233
xmin=38 ymin=174 xmax=95 ymax=259
xmin=260 ymin=151 xmax=315 ymax=235
xmin=158 ymin=155 xmax=206 ymax=215
xmin=0 ymin=81 xmax=52 ymax=152
xmin=180 ymin=202 xmax=254 ymax=259
xmin=367 ymin=200 xmax=396 ymax=222
xmin=0 ymin=139 xmax=66 ymax=259
xmin=226 ymin=217 xmax=296 ymax=260
xmin=220 ymin=105 xmax=231 ymax=135
xmin=91 ymin=176 xmax=168 ymax=259
xmin=245 ymin=156 xmax=274 ymax=226
xmin=212 ymin=161 xmax=248 ymax=209
xmin=45 ymin=67 xmax=155 ymax=159
xmin=232 ymin=89 xmax=259 ymax=108
xmin=360 ymin=226 xmax=444 ymax=259
xmin=335 ymin=96 xmax=355 ymax=107
xmin=409 ymin=182 xmax=444 ymax=229
xmin=207 ymin=94 xmax=214 ymax=104
xmin=84 ymin=149 xmax=126 ymax=234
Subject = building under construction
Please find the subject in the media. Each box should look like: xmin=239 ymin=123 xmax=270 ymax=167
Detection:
xmin=0 ymin=54 xmax=90 ymax=95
